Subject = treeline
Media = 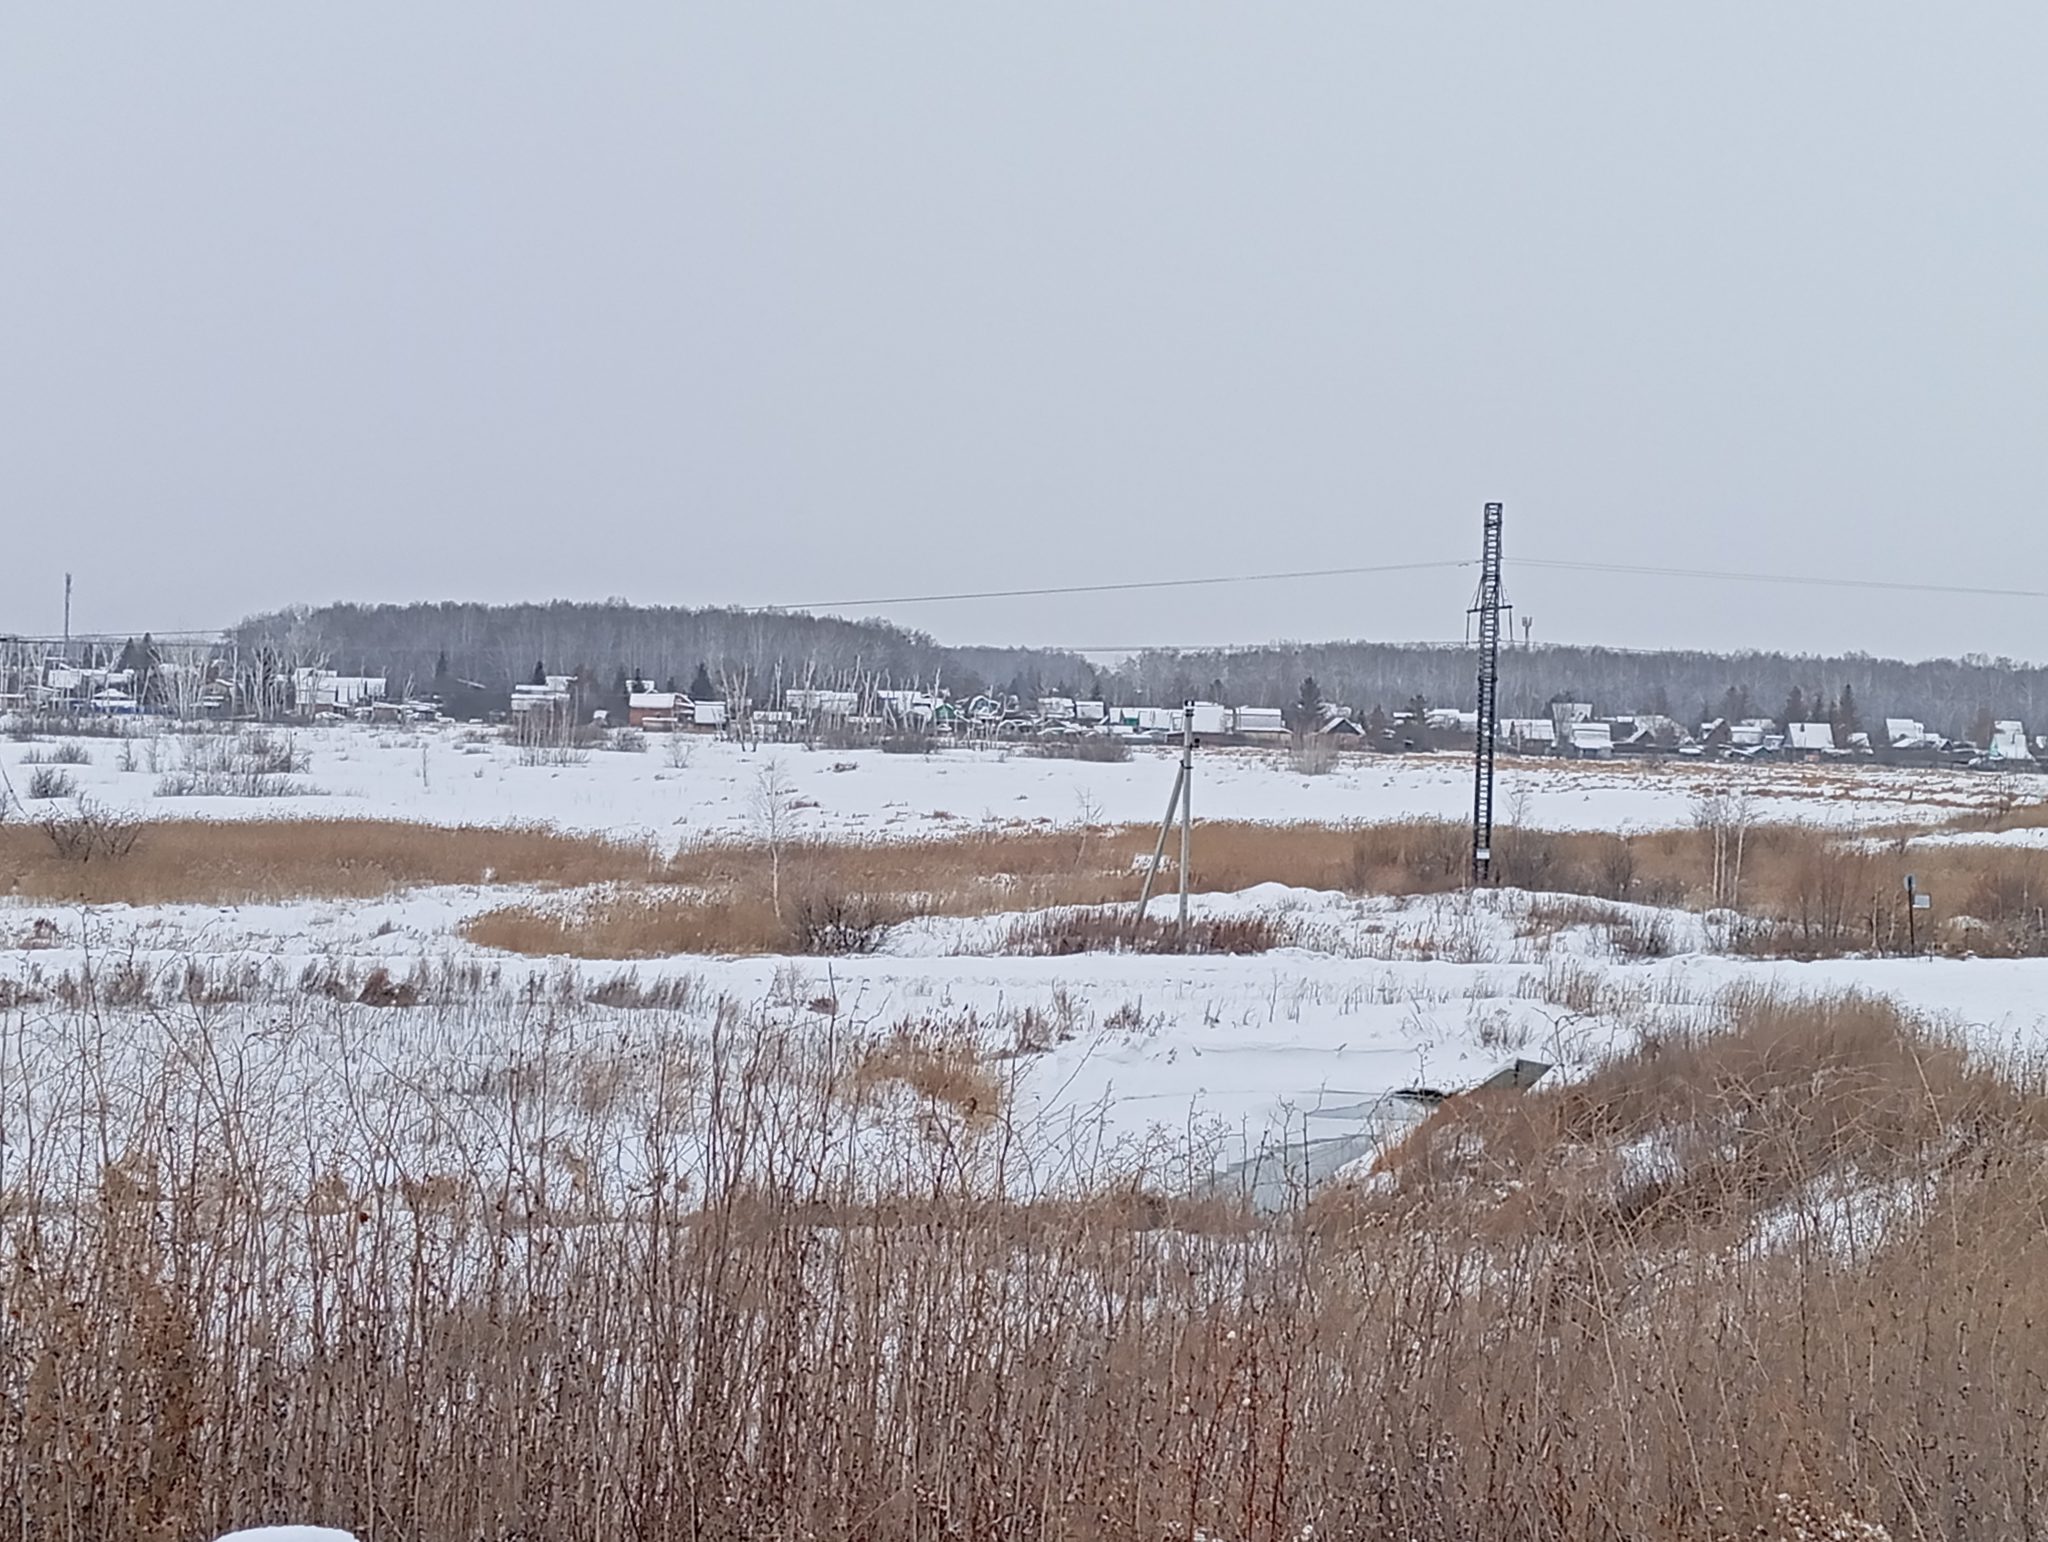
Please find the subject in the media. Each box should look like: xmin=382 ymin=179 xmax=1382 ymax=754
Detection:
xmin=234 ymin=601 xmax=2048 ymax=738
xmin=1100 ymin=642 xmax=2048 ymax=742
xmin=231 ymin=602 xmax=1068 ymax=702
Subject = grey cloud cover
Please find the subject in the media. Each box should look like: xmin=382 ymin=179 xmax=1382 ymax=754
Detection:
xmin=2 ymin=4 xmax=2042 ymax=657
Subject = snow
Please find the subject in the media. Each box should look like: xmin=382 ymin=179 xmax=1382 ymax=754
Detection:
xmin=8 ymin=720 xmax=2048 ymax=1200
xmin=214 ymin=1529 xmax=359 ymax=1542
xmin=11 ymin=880 xmax=2048 ymax=1199
xmin=6 ymin=721 xmax=2032 ymax=847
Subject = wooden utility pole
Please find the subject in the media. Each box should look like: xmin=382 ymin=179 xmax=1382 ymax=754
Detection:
xmin=1177 ymin=701 xmax=1194 ymax=931
xmin=1136 ymin=701 xmax=1199 ymax=936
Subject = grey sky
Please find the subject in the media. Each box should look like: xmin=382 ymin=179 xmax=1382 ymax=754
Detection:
xmin=3 ymin=4 xmax=2043 ymax=659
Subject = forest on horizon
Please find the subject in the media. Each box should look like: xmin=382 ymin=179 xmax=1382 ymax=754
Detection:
xmin=231 ymin=599 xmax=2048 ymax=742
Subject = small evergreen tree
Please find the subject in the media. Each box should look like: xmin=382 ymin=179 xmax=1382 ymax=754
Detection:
xmin=1780 ymin=686 xmax=1807 ymax=729
xmin=1834 ymin=682 xmax=1861 ymax=741
xmin=1404 ymin=693 xmax=1431 ymax=750
xmin=1288 ymin=675 xmax=1325 ymax=736
xmin=530 ymin=660 xmax=547 ymax=687
xmin=688 ymin=663 xmax=716 ymax=701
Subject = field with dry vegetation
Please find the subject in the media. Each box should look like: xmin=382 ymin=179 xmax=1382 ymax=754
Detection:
xmin=0 ymin=963 xmax=2035 ymax=1541
xmin=9 ymin=799 xmax=2042 ymax=959
xmin=9 ymin=730 xmax=2048 ymax=1537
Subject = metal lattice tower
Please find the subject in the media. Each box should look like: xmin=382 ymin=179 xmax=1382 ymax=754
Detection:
xmin=1469 ymin=502 xmax=1509 ymax=883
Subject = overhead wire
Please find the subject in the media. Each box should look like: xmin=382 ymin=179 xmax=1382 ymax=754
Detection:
xmin=47 ymin=549 xmax=2047 ymax=646
xmin=777 ymin=553 xmax=2048 ymax=616
xmin=779 ymin=559 xmax=1476 ymax=611
xmin=1515 ymin=558 xmax=2048 ymax=603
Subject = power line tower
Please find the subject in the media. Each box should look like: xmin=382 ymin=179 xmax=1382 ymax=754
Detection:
xmin=1469 ymin=502 xmax=1510 ymax=884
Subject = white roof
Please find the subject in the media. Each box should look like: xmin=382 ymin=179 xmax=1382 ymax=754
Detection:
xmin=629 ymin=692 xmax=678 ymax=710
xmin=1989 ymin=721 xmax=2030 ymax=758
xmin=1788 ymin=722 xmax=1836 ymax=751
xmin=1571 ymin=723 xmax=1613 ymax=749
xmin=1502 ymin=719 xmax=1557 ymax=741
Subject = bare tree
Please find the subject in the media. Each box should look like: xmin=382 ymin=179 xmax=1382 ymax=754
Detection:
xmin=1694 ymin=786 xmax=1756 ymax=909
xmin=751 ymin=758 xmax=797 ymax=921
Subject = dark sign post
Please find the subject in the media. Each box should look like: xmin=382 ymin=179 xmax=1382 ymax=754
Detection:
xmin=1905 ymin=873 xmax=1920 ymax=955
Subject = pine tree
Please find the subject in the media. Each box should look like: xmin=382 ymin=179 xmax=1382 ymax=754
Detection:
xmin=434 ymin=650 xmax=451 ymax=681
xmin=530 ymin=660 xmax=547 ymax=687
xmin=1288 ymin=675 xmax=1325 ymax=735
xmin=1835 ymin=683 xmax=1860 ymax=741
xmin=1405 ymin=693 xmax=1431 ymax=750
xmin=688 ymin=663 xmax=716 ymax=701
xmin=1780 ymin=686 xmax=1806 ymax=729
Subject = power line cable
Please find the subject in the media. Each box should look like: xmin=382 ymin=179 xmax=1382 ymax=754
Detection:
xmin=1516 ymin=558 xmax=2048 ymax=603
xmin=33 ymin=550 xmax=2048 ymax=645
xmin=780 ymin=558 xmax=1476 ymax=611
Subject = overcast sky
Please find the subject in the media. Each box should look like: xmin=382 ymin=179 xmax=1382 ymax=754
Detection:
xmin=2 ymin=4 xmax=2042 ymax=659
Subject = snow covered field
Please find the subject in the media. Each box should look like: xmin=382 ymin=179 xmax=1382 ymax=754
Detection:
xmin=9 ymin=720 xmax=2047 ymax=1539
xmin=11 ymin=878 xmax=2048 ymax=1199
xmin=7 ymin=720 xmax=2048 ymax=1194
xmin=6 ymin=719 xmax=2033 ymax=843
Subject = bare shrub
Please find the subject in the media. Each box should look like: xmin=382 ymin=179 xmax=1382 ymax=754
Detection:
xmin=507 ymin=712 xmax=590 ymax=766
xmin=1028 ymin=733 xmax=1131 ymax=762
xmin=22 ymin=741 xmax=91 ymax=766
xmin=1610 ymin=909 xmax=1675 ymax=960
xmin=36 ymin=797 xmax=142 ymax=864
xmin=25 ymin=766 xmax=77 ymax=800
xmin=156 ymin=729 xmax=317 ymax=796
xmin=788 ymin=883 xmax=898 ymax=955
xmin=1289 ymin=736 xmax=1338 ymax=776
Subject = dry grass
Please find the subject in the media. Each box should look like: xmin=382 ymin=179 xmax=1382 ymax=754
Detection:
xmin=0 ymin=817 xmax=664 ymax=904
xmin=1360 ymin=987 xmax=2039 ymax=1242
xmin=999 ymin=905 xmax=1300 ymax=956
xmin=8 ymin=809 xmax=2048 ymax=959
xmin=463 ymin=887 xmax=791 ymax=957
xmin=0 ymin=977 xmax=2040 ymax=1539
xmin=853 ymin=1026 xmax=1005 ymax=1126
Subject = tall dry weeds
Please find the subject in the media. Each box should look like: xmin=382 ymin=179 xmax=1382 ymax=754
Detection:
xmin=0 ymin=975 xmax=2042 ymax=1539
